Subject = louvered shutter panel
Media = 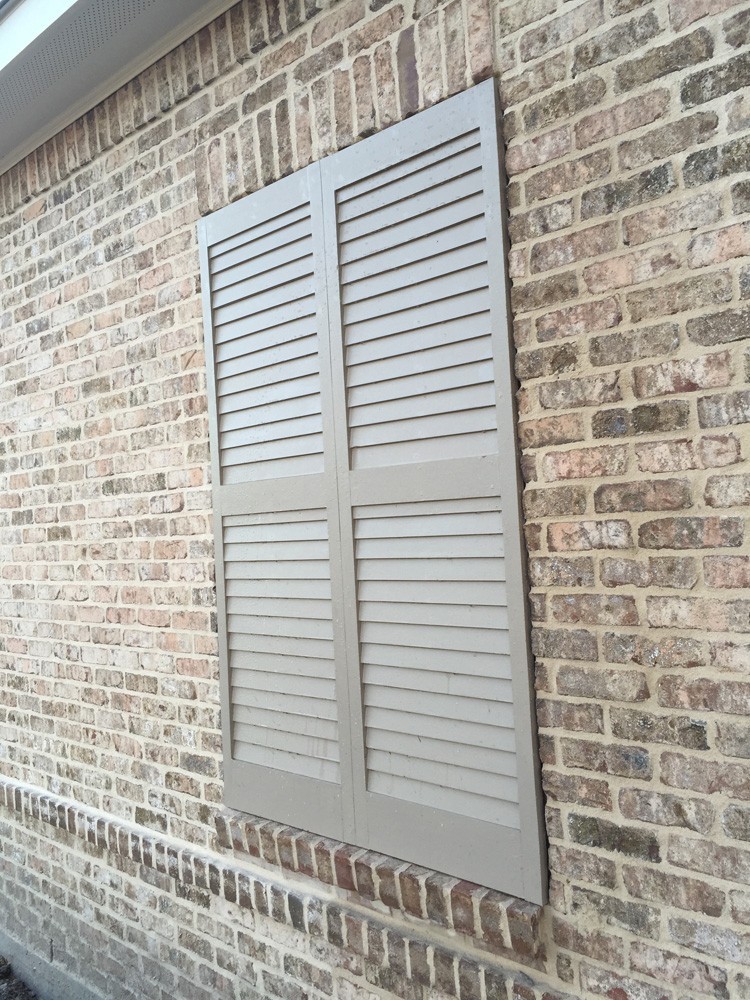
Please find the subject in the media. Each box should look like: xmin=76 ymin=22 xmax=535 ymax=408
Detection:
xmin=200 ymin=80 xmax=545 ymax=903
xmin=320 ymin=80 xmax=545 ymax=900
xmin=199 ymin=168 xmax=352 ymax=841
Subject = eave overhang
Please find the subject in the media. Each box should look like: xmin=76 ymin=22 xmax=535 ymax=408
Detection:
xmin=0 ymin=0 xmax=240 ymax=179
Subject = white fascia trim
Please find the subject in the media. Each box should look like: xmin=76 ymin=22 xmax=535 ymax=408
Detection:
xmin=0 ymin=0 xmax=240 ymax=181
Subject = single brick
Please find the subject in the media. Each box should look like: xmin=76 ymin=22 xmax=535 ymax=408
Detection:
xmin=568 ymin=814 xmax=661 ymax=861
xmin=682 ymin=51 xmax=750 ymax=108
xmin=615 ymin=27 xmax=714 ymax=91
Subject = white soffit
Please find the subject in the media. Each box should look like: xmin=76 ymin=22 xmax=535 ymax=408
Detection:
xmin=0 ymin=0 xmax=240 ymax=178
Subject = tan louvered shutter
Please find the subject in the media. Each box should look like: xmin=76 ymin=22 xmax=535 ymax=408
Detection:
xmin=200 ymin=80 xmax=545 ymax=903
xmin=319 ymin=80 xmax=545 ymax=900
xmin=199 ymin=167 xmax=353 ymax=840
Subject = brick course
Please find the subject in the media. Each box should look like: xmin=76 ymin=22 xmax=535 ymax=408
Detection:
xmin=1 ymin=0 xmax=749 ymax=998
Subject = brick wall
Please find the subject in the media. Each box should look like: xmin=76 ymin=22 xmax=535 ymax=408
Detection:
xmin=0 ymin=0 xmax=748 ymax=998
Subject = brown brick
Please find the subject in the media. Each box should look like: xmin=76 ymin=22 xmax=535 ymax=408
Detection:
xmin=624 ymin=866 xmax=725 ymax=916
xmin=537 ymin=698 xmax=604 ymax=732
xmin=551 ymin=594 xmax=639 ymax=626
xmin=519 ymin=0 xmax=604 ymax=62
xmin=532 ymin=626 xmax=598 ymax=661
xmin=624 ymin=191 xmax=722 ymax=246
xmin=688 ymin=306 xmax=750 ymax=347
xmin=717 ymin=721 xmax=750 ymax=759
xmin=349 ymin=5 xmax=404 ymax=55
xmin=619 ymin=110 xmax=719 ymax=170
xmin=595 ymin=479 xmax=691 ymax=513
xmin=543 ymin=770 xmax=613 ymax=809
xmin=581 ymin=164 xmax=676 ymax=221
xmin=561 ymin=736 xmax=651 ymax=778
xmin=522 ymin=76 xmax=606 ymax=132
xmin=576 ymin=90 xmax=670 ymax=149
xmin=662 ymin=751 xmax=750 ymax=799
xmin=683 ymin=51 xmax=750 ymax=108
xmin=629 ymin=942 xmax=729 ymax=999
xmin=615 ymin=27 xmax=714 ymax=91
xmin=639 ymin=516 xmax=743 ymax=549
xmin=548 ymin=845 xmax=616 ymax=888
xmin=557 ymin=666 xmax=649 ymax=702
xmin=619 ymin=788 xmax=714 ymax=833
xmin=573 ymin=11 xmax=661 ymax=73
xmin=552 ymin=916 xmax=624 ymax=966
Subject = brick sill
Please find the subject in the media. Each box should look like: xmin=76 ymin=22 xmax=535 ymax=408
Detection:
xmin=215 ymin=808 xmax=545 ymax=966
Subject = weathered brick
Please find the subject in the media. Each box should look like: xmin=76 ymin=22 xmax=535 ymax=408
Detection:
xmin=618 ymin=111 xmax=719 ymax=169
xmin=627 ymin=272 xmax=733 ymax=323
xmin=548 ymin=519 xmax=633 ymax=551
xmin=669 ymin=916 xmax=750 ymax=965
xmin=595 ymin=480 xmax=691 ymax=513
xmin=537 ymin=697 xmax=604 ymax=733
xmin=722 ymin=5 xmax=750 ymax=43
xmin=549 ymin=845 xmax=616 ymax=888
xmin=519 ymin=0 xmax=604 ymax=62
xmin=575 ymin=90 xmax=670 ymax=149
xmin=589 ymin=324 xmax=679 ymax=367
xmin=619 ymin=788 xmax=714 ymax=833
xmin=539 ymin=372 xmax=621 ymax=410
xmin=523 ymin=77 xmax=607 ymax=133
xmin=562 ymin=736 xmax=651 ymax=778
xmin=579 ymin=964 xmax=673 ymax=1000
xmin=537 ymin=296 xmax=622 ymax=342
xmin=682 ymin=51 xmax=750 ymax=108
xmin=558 ymin=666 xmax=648 ymax=702
xmin=639 ymin=516 xmax=743 ymax=549
xmin=615 ymin=28 xmax=714 ymax=91
xmin=530 ymin=222 xmax=618 ymax=274
xmin=717 ymin=721 xmax=750 ymax=759
xmin=633 ymin=351 xmax=733 ymax=398
xmin=525 ymin=149 xmax=611 ymax=204
xmin=583 ymin=244 xmax=681 ymax=294
xmin=581 ymin=164 xmax=676 ymax=221
xmin=552 ymin=917 xmax=624 ymax=967
xmin=568 ymin=814 xmax=660 ymax=861
xmin=592 ymin=401 xmax=690 ymax=438
xmin=543 ymin=445 xmax=629 ymax=482
xmin=662 ymin=751 xmax=750 ymax=799
xmin=543 ymin=770 xmax=612 ymax=809
xmin=684 ymin=134 xmax=750 ymax=185
xmin=624 ymin=866 xmax=725 ymax=916
xmin=623 ymin=190 xmax=722 ymax=246
xmin=551 ymin=594 xmax=639 ymax=627
xmin=629 ymin=941 xmax=728 ymax=998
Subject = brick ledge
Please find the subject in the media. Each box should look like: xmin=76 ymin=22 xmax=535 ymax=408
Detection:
xmin=215 ymin=807 xmax=544 ymax=964
xmin=0 ymin=777 xmax=556 ymax=998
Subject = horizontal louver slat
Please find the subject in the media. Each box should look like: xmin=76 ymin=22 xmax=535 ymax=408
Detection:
xmin=337 ymin=126 xmax=498 ymax=472
xmin=210 ymin=199 xmax=323 ymax=485
xmin=354 ymin=498 xmax=519 ymax=824
xmin=224 ymin=510 xmax=340 ymax=782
